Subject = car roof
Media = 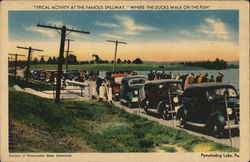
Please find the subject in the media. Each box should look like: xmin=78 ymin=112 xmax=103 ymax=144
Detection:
xmin=122 ymin=75 xmax=147 ymax=81
xmin=146 ymin=79 xmax=181 ymax=84
xmin=111 ymin=74 xmax=130 ymax=78
xmin=187 ymin=83 xmax=235 ymax=89
xmin=66 ymin=69 xmax=79 ymax=71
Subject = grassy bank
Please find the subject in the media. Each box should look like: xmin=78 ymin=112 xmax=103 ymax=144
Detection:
xmin=9 ymin=90 xmax=238 ymax=152
xmin=31 ymin=64 xmax=205 ymax=71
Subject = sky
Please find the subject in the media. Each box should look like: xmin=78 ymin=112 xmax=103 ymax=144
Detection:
xmin=8 ymin=10 xmax=239 ymax=62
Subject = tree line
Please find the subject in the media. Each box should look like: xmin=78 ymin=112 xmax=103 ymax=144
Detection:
xmin=30 ymin=54 xmax=144 ymax=65
xmin=180 ymin=58 xmax=229 ymax=70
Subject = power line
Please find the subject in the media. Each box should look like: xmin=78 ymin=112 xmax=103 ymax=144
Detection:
xmin=16 ymin=46 xmax=43 ymax=81
xmin=107 ymin=40 xmax=127 ymax=71
xmin=37 ymin=24 xmax=90 ymax=104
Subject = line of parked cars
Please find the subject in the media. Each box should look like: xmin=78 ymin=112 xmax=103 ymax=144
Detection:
xmin=111 ymin=73 xmax=240 ymax=138
xmin=30 ymin=69 xmax=100 ymax=83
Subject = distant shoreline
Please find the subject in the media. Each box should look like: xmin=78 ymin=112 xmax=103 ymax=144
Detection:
xmin=31 ymin=64 xmax=238 ymax=71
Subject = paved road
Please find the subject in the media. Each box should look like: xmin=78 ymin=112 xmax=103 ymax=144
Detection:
xmin=113 ymin=102 xmax=240 ymax=149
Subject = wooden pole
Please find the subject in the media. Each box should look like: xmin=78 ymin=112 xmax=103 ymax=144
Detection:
xmin=26 ymin=47 xmax=32 ymax=81
xmin=107 ymin=40 xmax=127 ymax=72
xmin=14 ymin=54 xmax=17 ymax=78
xmin=55 ymin=26 xmax=66 ymax=104
xmin=113 ymin=40 xmax=118 ymax=71
xmin=37 ymin=23 xmax=90 ymax=104
xmin=16 ymin=46 xmax=43 ymax=82
xmin=65 ymin=39 xmax=74 ymax=71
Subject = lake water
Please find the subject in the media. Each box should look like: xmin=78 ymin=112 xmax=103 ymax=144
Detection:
xmin=99 ymin=69 xmax=239 ymax=90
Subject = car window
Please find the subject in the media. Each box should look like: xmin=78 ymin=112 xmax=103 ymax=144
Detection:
xmin=129 ymin=78 xmax=146 ymax=86
xmin=115 ymin=77 xmax=123 ymax=84
xmin=192 ymin=89 xmax=203 ymax=99
xmin=207 ymin=87 xmax=237 ymax=99
xmin=168 ymin=83 xmax=182 ymax=91
xmin=184 ymin=88 xmax=203 ymax=99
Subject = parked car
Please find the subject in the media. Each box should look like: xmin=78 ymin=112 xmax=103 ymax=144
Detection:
xmin=63 ymin=69 xmax=80 ymax=80
xmin=108 ymin=73 xmax=130 ymax=101
xmin=142 ymin=79 xmax=183 ymax=119
xmin=119 ymin=76 xmax=147 ymax=107
xmin=176 ymin=83 xmax=240 ymax=138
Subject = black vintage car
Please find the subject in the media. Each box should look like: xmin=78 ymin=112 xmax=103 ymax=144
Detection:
xmin=176 ymin=83 xmax=240 ymax=138
xmin=141 ymin=79 xmax=183 ymax=120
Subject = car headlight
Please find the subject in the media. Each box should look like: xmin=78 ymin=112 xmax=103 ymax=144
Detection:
xmin=227 ymin=108 xmax=233 ymax=115
xmin=134 ymin=90 xmax=138 ymax=95
xmin=175 ymin=106 xmax=180 ymax=112
xmin=132 ymin=97 xmax=138 ymax=102
xmin=173 ymin=97 xmax=179 ymax=103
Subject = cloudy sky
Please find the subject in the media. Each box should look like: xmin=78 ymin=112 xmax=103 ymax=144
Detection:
xmin=9 ymin=10 xmax=239 ymax=62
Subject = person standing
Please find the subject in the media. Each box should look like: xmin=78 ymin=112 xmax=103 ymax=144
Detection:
xmin=99 ymin=83 xmax=106 ymax=101
xmin=216 ymin=72 xmax=224 ymax=82
xmin=96 ymin=77 xmax=102 ymax=95
xmin=148 ymin=71 xmax=154 ymax=80
xmin=107 ymin=80 xmax=113 ymax=104
xmin=184 ymin=74 xmax=194 ymax=89
xmin=209 ymin=75 xmax=215 ymax=82
xmin=201 ymin=73 xmax=208 ymax=83
xmin=181 ymin=74 xmax=188 ymax=89
xmin=193 ymin=74 xmax=200 ymax=84
xmin=184 ymin=75 xmax=190 ymax=90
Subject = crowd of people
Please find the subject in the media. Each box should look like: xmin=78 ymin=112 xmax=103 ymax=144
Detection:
xmin=91 ymin=71 xmax=225 ymax=102
xmin=147 ymin=71 xmax=224 ymax=89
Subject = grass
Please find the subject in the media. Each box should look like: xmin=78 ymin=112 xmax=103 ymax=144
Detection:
xmin=9 ymin=90 xmax=239 ymax=152
xmin=159 ymin=146 xmax=177 ymax=152
xmin=9 ymin=76 xmax=55 ymax=91
xmin=31 ymin=63 xmax=205 ymax=71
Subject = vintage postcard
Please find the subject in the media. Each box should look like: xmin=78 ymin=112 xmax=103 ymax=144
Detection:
xmin=0 ymin=0 xmax=249 ymax=162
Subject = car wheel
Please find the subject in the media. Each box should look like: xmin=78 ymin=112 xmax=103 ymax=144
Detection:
xmin=143 ymin=103 xmax=149 ymax=114
xmin=128 ymin=102 xmax=132 ymax=108
xmin=114 ymin=95 xmax=119 ymax=101
xmin=161 ymin=109 xmax=170 ymax=120
xmin=210 ymin=123 xmax=224 ymax=138
xmin=178 ymin=115 xmax=186 ymax=128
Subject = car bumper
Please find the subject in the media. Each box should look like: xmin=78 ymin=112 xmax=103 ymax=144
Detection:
xmin=224 ymin=121 xmax=239 ymax=129
xmin=168 ymin=110 xmax=177 ymax=113
xmin=131 ymin=97 xmax=139 ymax=102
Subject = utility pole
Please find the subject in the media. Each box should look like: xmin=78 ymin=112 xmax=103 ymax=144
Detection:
xmin=17 ymin=46 xmax=43 ymax=82
xmin=37 ymin=23 xmax=90 ymax=104
xmin=65 ymin=38 xmax=74 ymax=71
xmin=8 ymin=53 xmax=25 ymax=78
xmin=107 ymin=40 xmax=127 ymax=71
xmin=64 ymin=50 xmax=73 ymax=70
